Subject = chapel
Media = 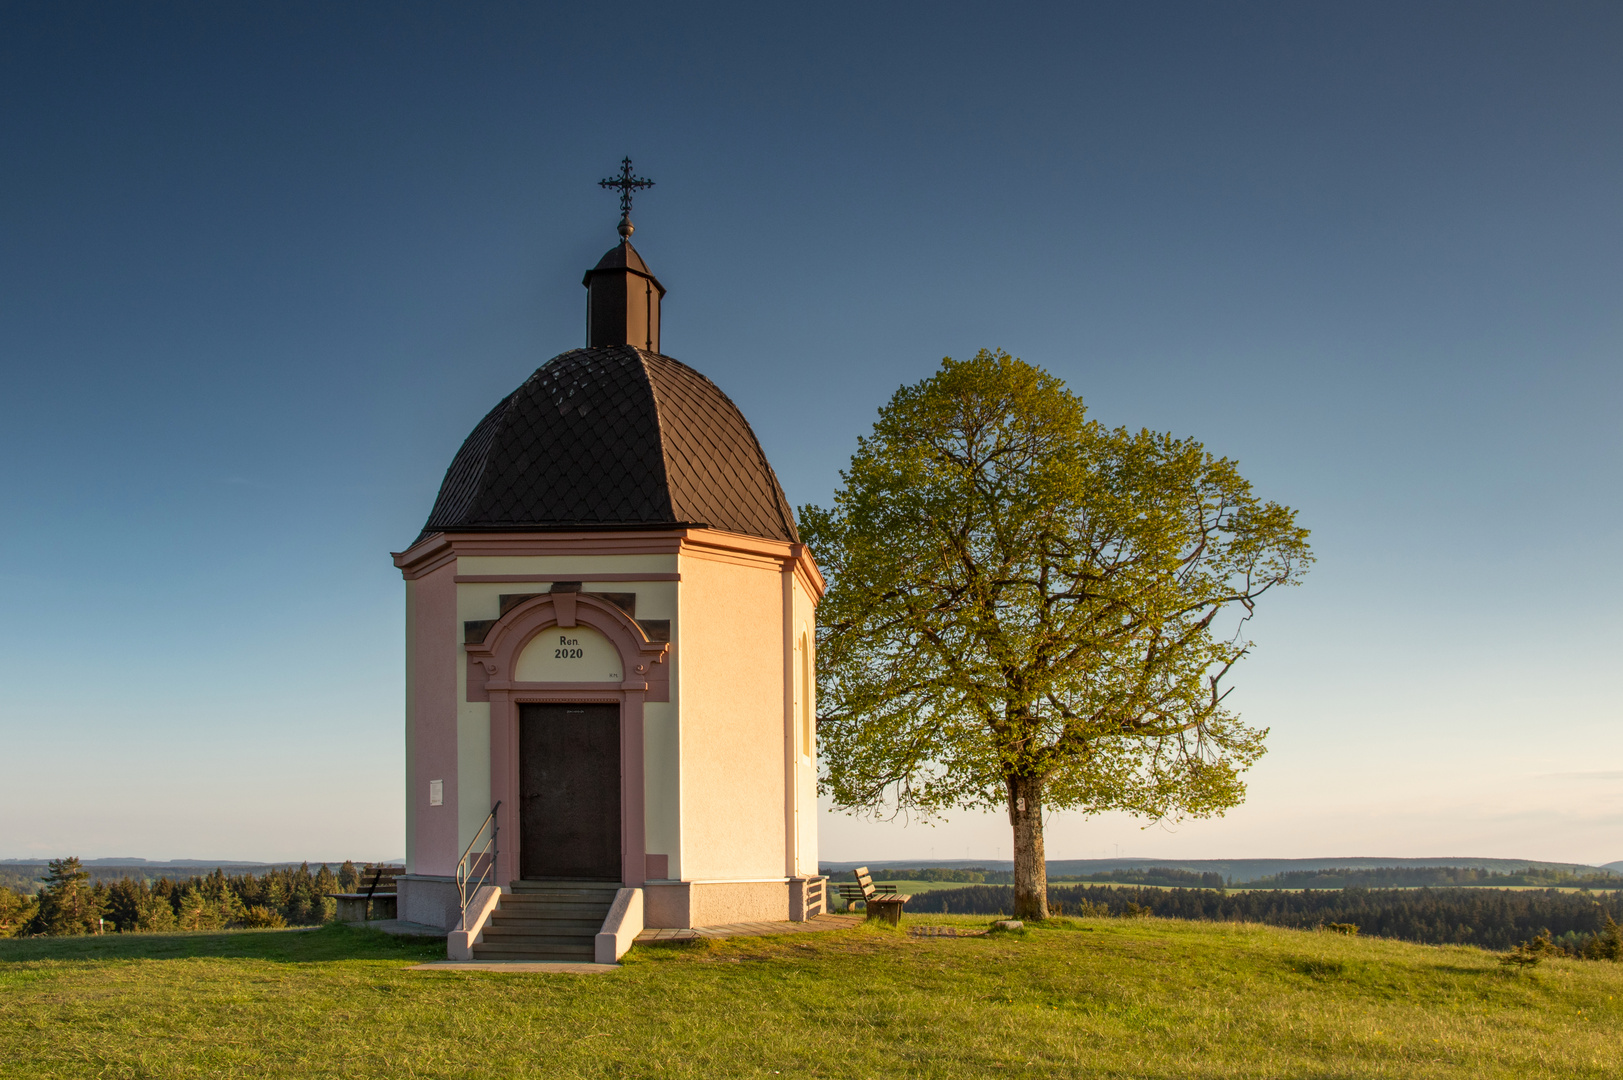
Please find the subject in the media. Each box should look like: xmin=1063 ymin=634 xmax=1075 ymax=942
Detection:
xmin=391 ymin=174 xmax=825 ymax=950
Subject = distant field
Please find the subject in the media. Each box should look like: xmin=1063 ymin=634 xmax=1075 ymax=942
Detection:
xmin=3 ymin=918 xmax=1622 ymax=1077
xmin=838 ymin=878 xmax=984 ymax=897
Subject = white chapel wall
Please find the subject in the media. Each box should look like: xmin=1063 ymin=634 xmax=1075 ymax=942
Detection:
xmin=456 ymin=700 xmax=491 ymax=853
xmin=793 ymin=573 xmax=820 ymax=878
xmin=455 ymin=553 xmax=680 ymax=577
xmin=676 ymin=549 xmax=789 ymax=882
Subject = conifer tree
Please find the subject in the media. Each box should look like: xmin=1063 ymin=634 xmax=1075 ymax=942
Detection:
xmin=287 ymin=863 xmax=318 ymax=924
xmin=105 ymin=878 xmax=144 ymax=932
xmin=313 ymin=865 xmax=339 ymax=922
xmin=262 ymin=872 xmax=290 ymax=921
xmin=31 ymin=857 xmax=103 ymax=935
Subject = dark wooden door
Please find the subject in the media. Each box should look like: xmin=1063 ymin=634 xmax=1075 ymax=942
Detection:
xmin=518 ymin=703 xmax=622 ymax=881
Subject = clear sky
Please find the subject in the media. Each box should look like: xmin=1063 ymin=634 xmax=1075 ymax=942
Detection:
xmin=1 ymin=2 xmax=1619 ymax=866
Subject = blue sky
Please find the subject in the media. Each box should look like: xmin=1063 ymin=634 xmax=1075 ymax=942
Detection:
xmin=1 ymin=2 xmax=1619 ymax=865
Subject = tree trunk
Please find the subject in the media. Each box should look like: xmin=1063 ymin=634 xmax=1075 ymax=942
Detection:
xmin=1008 ymin=774 xmax=1048 ymax=920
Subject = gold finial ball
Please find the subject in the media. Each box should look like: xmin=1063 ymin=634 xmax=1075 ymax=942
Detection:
xmin=618 ymin=215 xmax=634 ymax=240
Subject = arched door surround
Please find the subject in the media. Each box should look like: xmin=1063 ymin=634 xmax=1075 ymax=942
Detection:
xmin=463 ymin=592 xmax=671 ymax=888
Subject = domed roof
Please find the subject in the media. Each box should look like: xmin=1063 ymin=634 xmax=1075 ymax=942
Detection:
xmin=418 ymin=345 xmax=799 ymax=544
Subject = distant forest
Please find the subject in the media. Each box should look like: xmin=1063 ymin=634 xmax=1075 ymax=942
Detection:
xmin=1233 ymin=866 xmax=1621 ymax=889
xmin=851 ymin=867 xmax=1228 ymax=887
xmin=905 ymin=883 xmax=1623 ymax=955
xmin=0 ymin=857 xmax=370 ymax=937
xmin=847 ymin=864 xmax=1612 ymax=890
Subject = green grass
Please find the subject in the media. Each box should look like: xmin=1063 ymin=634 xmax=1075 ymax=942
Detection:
xmin=3 ymin=917 xmax=1621 ymax=1078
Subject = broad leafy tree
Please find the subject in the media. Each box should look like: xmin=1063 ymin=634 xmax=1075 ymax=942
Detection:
xmin=802 ymin=351 xmax=1312 ymax=919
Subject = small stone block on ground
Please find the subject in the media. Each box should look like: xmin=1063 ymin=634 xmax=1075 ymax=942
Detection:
xmin=993 ymin=920 xmax=1024 ymax=930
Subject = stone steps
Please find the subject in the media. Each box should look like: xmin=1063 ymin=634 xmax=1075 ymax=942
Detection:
xmin=470 ymin=880 xmax=620 ymax=962
xmin=470 ymin=941 xmax=597 ymax=954
xmin=492 ymin=902 xmax=612 ymax=917
xmin=482 ymin=917 xmax=604 ymax=930
xmin=479 ymin=929 xmax=602 ymax=946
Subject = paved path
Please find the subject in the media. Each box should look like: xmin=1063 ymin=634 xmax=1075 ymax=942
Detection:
xmin=409 ymin=960 xmax=619 ymax=974
xmin=368 ymin=919 xmax=448 ymax=937
xmin=635 ymin=912 xmax=862 ymax=943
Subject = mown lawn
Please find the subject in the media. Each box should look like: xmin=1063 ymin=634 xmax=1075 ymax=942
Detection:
xmin=2 ymin=916 xmax=1620 ymax=1078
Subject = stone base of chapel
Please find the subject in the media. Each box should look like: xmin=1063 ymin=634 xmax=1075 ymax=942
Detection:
xmin=396 ymin=874 xmax=463 ymax=932
xmin=644 ymin=880 xmax=791 ymax=928
xmin=398 ymin=874 xmax=825 ymax=932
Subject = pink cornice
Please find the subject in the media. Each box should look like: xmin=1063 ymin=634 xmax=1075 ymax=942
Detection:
xmin=454 ymin=572 xmax=683 ymax=583
xmin=789 ymin=542 xmax=826 ymax=602
xmin=463 ymin=592 xmax=671 ymax=704
xmin=393 ymin=527 xmax=823 ymax=603
xmin=394 ymin=531 xmax=688 ymax=578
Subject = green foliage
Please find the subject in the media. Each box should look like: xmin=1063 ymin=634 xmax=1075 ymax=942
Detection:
xmin=173 ymin=871 xmax=249 ymax=931
xmin=1501 ymin=932 xmax=1563 ymax=967
xmin=802 ymin=351 xmax=1311 ymax=917
xmin=1048 ymin=896 xmax=1109 ymax=918
xmin=1055 ymin=866 xmax=1226 ymax=888
xmin=1582 ymin=914 xmax=1623 ymax=961
xmin=0 ymin=867 xmax=43 ymax=893
xmin=19 ymin=857 xmax=353 ymax=936
xmin=241 ymin=905 xmax=289 ymax=929
xmin=30 ymin=857 xmax=104 ymax=936
xmin=105 ymin=877 xmax=178 ymax=933
xmin=866 ymin=867 xmax=988 ymax=883
xmin=0 ymin=887 xmax=38 ymax=937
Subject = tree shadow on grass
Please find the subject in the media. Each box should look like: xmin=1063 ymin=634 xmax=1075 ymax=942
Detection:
xmin=0 ymin=922 xmax=444 ymax=964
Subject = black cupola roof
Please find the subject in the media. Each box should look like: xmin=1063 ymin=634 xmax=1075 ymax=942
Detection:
xmin=417 ymin=345 xmax=798 ymax=544
xmin=584 ymin=241 xmax=664 ymax=353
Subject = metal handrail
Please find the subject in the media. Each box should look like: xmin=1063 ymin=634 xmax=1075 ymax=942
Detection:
xmin=456 ymin=801 xmax=501 ymax=932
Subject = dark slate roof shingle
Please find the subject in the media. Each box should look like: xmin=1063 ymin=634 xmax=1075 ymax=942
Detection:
xmin=418 ymin=346 xmax=798 ymax=544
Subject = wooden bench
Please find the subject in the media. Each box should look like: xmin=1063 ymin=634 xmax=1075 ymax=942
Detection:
xmin=837 ymin=866 xmax=910 ymax=925
xmin=329 ymin=864 xmax=403 ymax=923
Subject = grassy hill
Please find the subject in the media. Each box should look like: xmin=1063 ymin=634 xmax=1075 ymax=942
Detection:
xmin=3 ymin=916 xmax=1620 ymax=1077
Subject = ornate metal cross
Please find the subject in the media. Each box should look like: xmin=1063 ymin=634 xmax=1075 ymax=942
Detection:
xmin=599 ymin=157 xmax=654 ymax=235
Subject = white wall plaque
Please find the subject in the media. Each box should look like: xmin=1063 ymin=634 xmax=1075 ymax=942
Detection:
xmin=428 ymin=779 xmax=444 ymax=806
